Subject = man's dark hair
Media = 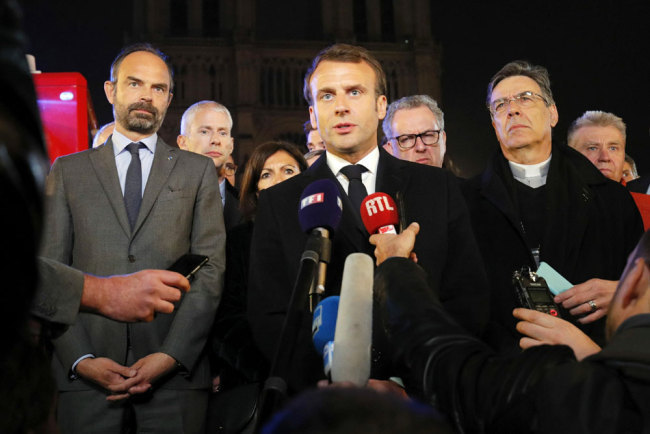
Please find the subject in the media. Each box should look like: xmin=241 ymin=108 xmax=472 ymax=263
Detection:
xmin=303 ymin=43 xmax=387 ymax=106
xmin=486 ymin=60 xmax=554 ymax=109
xmin=109 ymin=43 xmax=174 ymax=93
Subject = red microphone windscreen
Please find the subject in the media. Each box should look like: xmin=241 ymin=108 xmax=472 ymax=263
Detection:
xmin=360 ymin=192 xmax=399 ymax=234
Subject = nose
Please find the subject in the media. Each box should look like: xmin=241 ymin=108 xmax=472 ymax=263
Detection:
xmin=598 ymin=148 xmax=611 ymax=161
xmin=210 ymin=133 xmax=220 ymax=146
xmin=506 ymin=101 xmax=521 ymax=117
xmin=334 ymin=95 xmax=350 ymax=116
xmin=139 ymin=86 xmax=153 ymax=102
xmin=414 ymin=136 xmax=427 ymax=151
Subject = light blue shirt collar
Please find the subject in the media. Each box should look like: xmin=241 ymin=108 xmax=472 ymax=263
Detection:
xmin=112 ymin=129 xmax=158 ymax=156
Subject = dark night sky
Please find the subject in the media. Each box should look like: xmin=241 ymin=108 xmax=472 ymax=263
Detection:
xmin=21 ymin=0 xmax=650 ymax=177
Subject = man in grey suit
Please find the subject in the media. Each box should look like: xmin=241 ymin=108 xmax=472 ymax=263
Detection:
xmin=41 ymin=43 xmax=225 ymax=433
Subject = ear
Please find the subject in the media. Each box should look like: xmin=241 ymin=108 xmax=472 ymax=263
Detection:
xmin=167 ymin=92 xmax=173 ymax=107
xmin=439 ymin=131 xmax=447 ymax=158
xmin=376 ymin=95 xmax=387 ymax=120
xmin=309 ymin=106 xmax=318 ymax=130
xmin=177 ymin=135 xmax=187 ymax=150
xmin=549 ymin=104 xmax=559 ymax=128
xmin=104 ymin=80 xmax=115 ymax=104
xmin=618 ymin=258 xmax=647 ymax=309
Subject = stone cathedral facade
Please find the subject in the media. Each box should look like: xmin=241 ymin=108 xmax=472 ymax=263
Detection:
xmin=129 ymin=0 xmax=441 ymax=162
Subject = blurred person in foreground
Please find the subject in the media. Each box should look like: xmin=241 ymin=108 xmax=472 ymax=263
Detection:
xmin=262 ymin=387 xmax=452 ymax=434
xmin=371 ymin=222 xmax=650 ymax=433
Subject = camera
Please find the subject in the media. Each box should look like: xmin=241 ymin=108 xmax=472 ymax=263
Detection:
xmin=513 ymin=267 xmax=561 ymax=317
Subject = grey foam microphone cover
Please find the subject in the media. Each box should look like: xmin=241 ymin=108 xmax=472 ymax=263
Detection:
xmin=331 ymin=253 xmax=373 ymax=385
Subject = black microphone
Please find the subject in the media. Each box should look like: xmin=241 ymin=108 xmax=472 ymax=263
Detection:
xmin=298 ymin=179 xmax=343 ymax=312
xmin=256 ymin=180 xmax=342 ymax=429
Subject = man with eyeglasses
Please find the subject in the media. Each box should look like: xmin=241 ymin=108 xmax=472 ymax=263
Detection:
xmin=382 ymin=95 xmax=447 ymax=167
xmin=178 ymin=100 xmax=243 ymax=230
xmin=461 ymin=60 xmax=643 ymax=353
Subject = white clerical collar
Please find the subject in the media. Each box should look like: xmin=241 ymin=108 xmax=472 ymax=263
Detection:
xmin=509 ymin=154 xmax=552 ymax=188
xmin=326 ymin=146 xmax=380 ymax=176
xmin=111 ymin=129 xmax=158 ymax=156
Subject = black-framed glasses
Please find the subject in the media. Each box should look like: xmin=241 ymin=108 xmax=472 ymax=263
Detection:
xmin=488 ymin=91 xmax=548 ymax=115
xmin=224 ymin=163 xmax=237 ymax=176
xmin=392 ymin=130 xmax=441 ymax=150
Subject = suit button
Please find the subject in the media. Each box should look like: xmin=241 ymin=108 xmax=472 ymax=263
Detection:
xmin=128 ymin=255 xmax=136 ymax=263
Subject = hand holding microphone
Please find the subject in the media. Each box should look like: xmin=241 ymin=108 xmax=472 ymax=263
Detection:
xmin=360 ymin=192 xmax=419 ymax=265
xmin=369 ymin=222 xmax=420 ymax=265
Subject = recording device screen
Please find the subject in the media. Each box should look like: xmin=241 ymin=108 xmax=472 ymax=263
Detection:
xmin=529 ymin=289 xmax=554 ymax=304
xmin=513 ymin=267 xmax=562 ymax=317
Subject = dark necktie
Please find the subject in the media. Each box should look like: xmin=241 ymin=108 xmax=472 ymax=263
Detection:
xmin=340 ymin=164 xmax=368 ymax=215
xmin=124 ymin=142 xmax=143 ymax=230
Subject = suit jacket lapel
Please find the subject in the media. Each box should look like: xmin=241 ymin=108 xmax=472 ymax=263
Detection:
xmin=133 ymin=138 xmax=178 ymax=235
xmin=89 ymin=139 xmax=131 ymax=237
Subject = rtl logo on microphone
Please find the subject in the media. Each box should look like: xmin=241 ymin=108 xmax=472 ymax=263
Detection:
xmin=301 ymin=192 xmax=324 ymax=209
xmin=364 ymin=195 xmax=395 ymax=216
xmin=377 ymin=225 xmax=396 ymax=234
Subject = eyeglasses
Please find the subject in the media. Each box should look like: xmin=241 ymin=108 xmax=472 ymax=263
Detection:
xmin=392 ymin=130 xmax=441 ymax=150
xmin=488 ymin=91 xmax=548 ymax=115
xmin=224 ymin=163 xmax=237 ymax=176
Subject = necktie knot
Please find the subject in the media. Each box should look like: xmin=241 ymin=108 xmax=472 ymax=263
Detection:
xmin=340 ymin=164 xmax=367 ymax=181
xmin=127 ymin=142 xmax=143 ymax=156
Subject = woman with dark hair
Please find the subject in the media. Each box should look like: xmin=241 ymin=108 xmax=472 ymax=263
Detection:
xmin=239 ymin=141 xmax=308 ymax=221
xmin=208 ymin=141 xmax=307 ymax=433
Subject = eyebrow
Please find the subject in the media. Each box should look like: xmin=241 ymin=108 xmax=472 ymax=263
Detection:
xmin=126 ymin=76 xmax=169 ymax=91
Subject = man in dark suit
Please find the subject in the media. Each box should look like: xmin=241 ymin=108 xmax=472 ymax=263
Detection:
xmin=461 ymin=60 xmax=642 ymax=353
xmin=41 ymin=44 xmax=225 ymax=433
xmin=248 ymin=43 xmax=488 ymax=394
xmin=177 ymin=100 xmax=242 ymax=230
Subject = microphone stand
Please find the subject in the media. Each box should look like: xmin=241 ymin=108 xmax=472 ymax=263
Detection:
xmin=254 ymin=229 xmax=330 ymax=431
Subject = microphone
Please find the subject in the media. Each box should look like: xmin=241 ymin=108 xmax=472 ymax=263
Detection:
xmin=298 ymin=179 xmax=343 ymax=234
xmin=311 ymin=295 xmax=339 ymax=377
xmin=330 ymin=253 xmax=373 ymax=385
xmin=361 ymin=192 xmax=399 ymax=234
xmin=298 ymin=179 xmax=343 ymax=311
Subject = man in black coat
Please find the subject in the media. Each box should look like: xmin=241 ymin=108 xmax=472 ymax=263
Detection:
xmin=248 ymin=43 xmax=488 ymax=393
xmin=461 ymin=60 xmax=643 ymax=351
xmin=373 ymin=225 xmax=650 ymax=434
